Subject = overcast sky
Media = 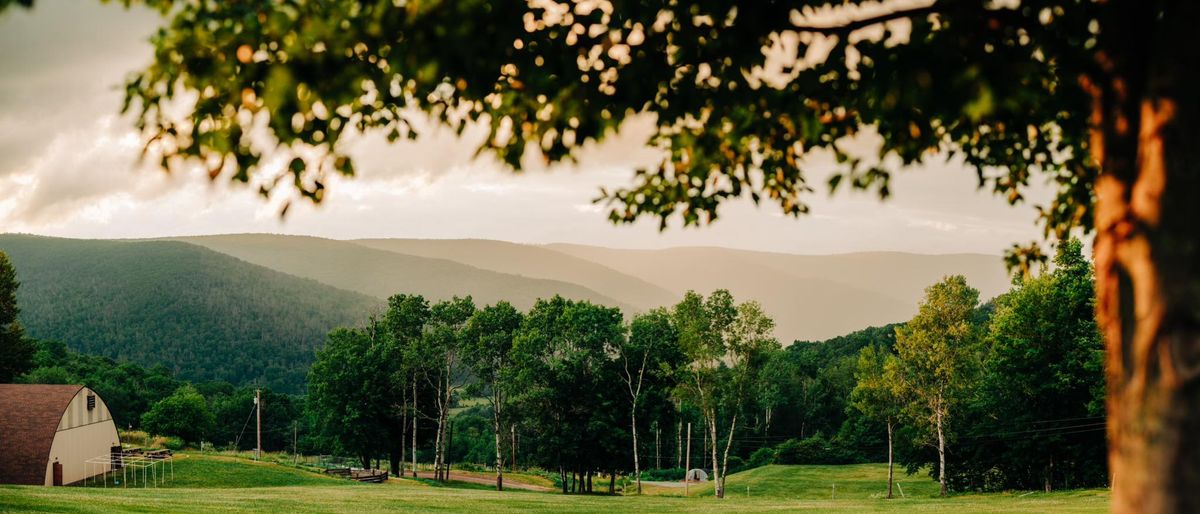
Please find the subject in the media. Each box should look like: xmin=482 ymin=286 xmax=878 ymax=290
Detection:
xmin=0 ymin=1 xmax=1056 ymax=255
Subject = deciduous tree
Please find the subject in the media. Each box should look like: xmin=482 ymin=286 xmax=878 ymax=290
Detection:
xmin=615 ymin=307 xmax=679 ymax=494
xmin=462 ymin=301 xmax=523 ymax=491
xmin=892 ymin=276 xmax=980 ymax=497
xmin=850 ymin=344 xmax=902 ymax=498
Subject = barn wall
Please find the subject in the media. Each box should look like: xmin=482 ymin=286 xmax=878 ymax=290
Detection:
xmin=43 ymin=388 xmax=119 ymax=486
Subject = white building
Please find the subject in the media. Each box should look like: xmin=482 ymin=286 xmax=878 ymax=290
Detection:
xmin=0 ymin=384 xmax=120 ymax=485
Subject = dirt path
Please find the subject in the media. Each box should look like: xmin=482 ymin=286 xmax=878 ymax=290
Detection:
xmin=411 ymin=471 xmax=553 ymax=492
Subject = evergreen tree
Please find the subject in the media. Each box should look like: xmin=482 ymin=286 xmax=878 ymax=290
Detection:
xmin=0 ymin=251 xmax=33 ymax=382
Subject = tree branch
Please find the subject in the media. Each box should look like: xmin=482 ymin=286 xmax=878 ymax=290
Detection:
xmin=791 ymin=4 xmax=940 ymax=36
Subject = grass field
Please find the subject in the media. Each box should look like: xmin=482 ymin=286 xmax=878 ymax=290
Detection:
xmin=0 ymin=454 xmax=1109 ymax=513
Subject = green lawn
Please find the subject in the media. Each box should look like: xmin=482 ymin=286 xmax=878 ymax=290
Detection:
xmin=0 ymin=455 xmax=1109 ymax=513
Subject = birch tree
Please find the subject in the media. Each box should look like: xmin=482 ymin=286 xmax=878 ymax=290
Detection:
xmin=421 ymin=296 xmax=475 ymax=481
xmin=892 ymin=276 xmax=981 ymax=497
xmin=615 ymin=308 xmax=678 ymax=494
xmin=462 ymin=301 xmax=523 ymax=491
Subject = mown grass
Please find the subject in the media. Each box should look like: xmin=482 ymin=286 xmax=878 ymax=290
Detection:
xmin=0 ymin=454 xmax=1108 ymax=513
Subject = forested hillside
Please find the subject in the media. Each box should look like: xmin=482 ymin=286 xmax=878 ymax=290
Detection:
xmin=172 ymin=234 xmax=633 ymax=312
xmin=0 ymin=235 xmax=380 ymax=391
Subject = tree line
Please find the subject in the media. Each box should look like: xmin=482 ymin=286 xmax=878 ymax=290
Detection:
xmin=0 ymin=242 xmax=1105 ymax=497
xmin=306 ymin=239 xmax=1105 ymax=497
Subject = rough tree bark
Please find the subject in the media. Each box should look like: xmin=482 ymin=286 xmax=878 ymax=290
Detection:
xmin=1090 ymin=3 xmax=1200 ymax=513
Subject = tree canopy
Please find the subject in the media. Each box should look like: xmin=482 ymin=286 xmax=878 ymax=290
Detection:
xmin=0 ymin=0 xmax=1098 ymax=265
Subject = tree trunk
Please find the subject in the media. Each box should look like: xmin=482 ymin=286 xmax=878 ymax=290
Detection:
xmin=399 ymin=400 xmax=407 ymax=477
xmin=708 ymin=414 xmax=723 ymax=498
xmin=433 ymin=407 xmax=444 ymax=481
xmin=411 ymin=377 xmax=418 ymax=478
xmin=677 ymin=420 xmax=682 ymax=469
xmin=936 ymin=408 xmax=946 ymax=497
xmin=389 ymin=451 xmax=400 ymax=477
xmin=887 ymin=418 xmax=894 ymax=499
xmin=493 ymin=394 xmax=504 ymax=491
xmin=655 ymin=424 xmax=661 ymax=470
xmin=560 ymin=467 xmax=567 ymax=494
xmin=718 ymin=413 xmax=737 ymax=500
xmin=609 ymin=471 xmax=615 ymax=494
xmin=1045 ymin=454 xmax=1053 ymax=493
xmin=631 ymin=409 xmax=641 ymax=494
xmin=1090 ymin=3 xmax=1200 ymax=513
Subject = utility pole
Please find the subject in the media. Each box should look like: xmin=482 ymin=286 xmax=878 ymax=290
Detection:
xmin=684 ymin=422 xmax=692 ymax=497
xmin=255 ymin=389 xmax=262 ymax=461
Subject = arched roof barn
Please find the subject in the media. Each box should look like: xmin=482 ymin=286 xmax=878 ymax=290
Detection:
xmin=0 ymin=384 xmax=120 ymax=486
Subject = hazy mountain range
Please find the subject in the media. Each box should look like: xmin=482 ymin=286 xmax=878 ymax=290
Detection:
xmin=170 ymin=234 xmax=1010 ymax=341
xmin=1 ymin=232 xmax=1011 ymax=388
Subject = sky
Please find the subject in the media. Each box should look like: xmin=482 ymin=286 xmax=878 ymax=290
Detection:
xmin=0 ymin=1 xmax=1057 ymax=255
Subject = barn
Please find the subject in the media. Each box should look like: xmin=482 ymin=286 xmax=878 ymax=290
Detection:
xmin=0 ymin=384 xmax=121 ymax=486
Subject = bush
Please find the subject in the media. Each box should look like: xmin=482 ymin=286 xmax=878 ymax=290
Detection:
xmin=140 ymin=385 xmax=215 ymax=443
xmin=773 ymin=434 xmax=863 ymax=465
xmin=640 ymin=467 xmax=686 ymax=481
xmin=749 ymin=447 xmax=776 ymax=467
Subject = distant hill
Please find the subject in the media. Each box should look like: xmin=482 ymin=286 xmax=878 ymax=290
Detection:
xmin=172 ymin=235 xmax=1010 ymax=341
xmin=1 ymin=232 xmax=1014 ymax=392
xmin=544 ymin=244 xmax=1010 ymax=341
xmin=0 ymin=234 xmax=380 ymax=392
xmin=351 ymin=238 xmax=678 ymax=311
xmin=169 ymin=234 xmax=633 ymax=312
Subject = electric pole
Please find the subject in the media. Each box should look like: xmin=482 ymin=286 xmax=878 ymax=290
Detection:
xmin=255 ymin=389 xmax=262 ymax=461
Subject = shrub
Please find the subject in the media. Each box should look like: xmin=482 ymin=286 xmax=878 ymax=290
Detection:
xmin=640 ymin=467 xmax=686 ymax=482
xmin=749 ymin=447 xmax=776 ymax=467
xmin=773 ymin=434 xmax=864 ymax=465
xmin=162 ymin=436 xmax=185 ymax=451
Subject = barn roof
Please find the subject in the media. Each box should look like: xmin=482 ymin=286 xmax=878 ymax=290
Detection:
xmin=0 ymin=384 xmax=85 ymax=485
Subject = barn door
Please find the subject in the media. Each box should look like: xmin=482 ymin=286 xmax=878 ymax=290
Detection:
xmin=52 ymin=462 xmax=62 ymax=486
